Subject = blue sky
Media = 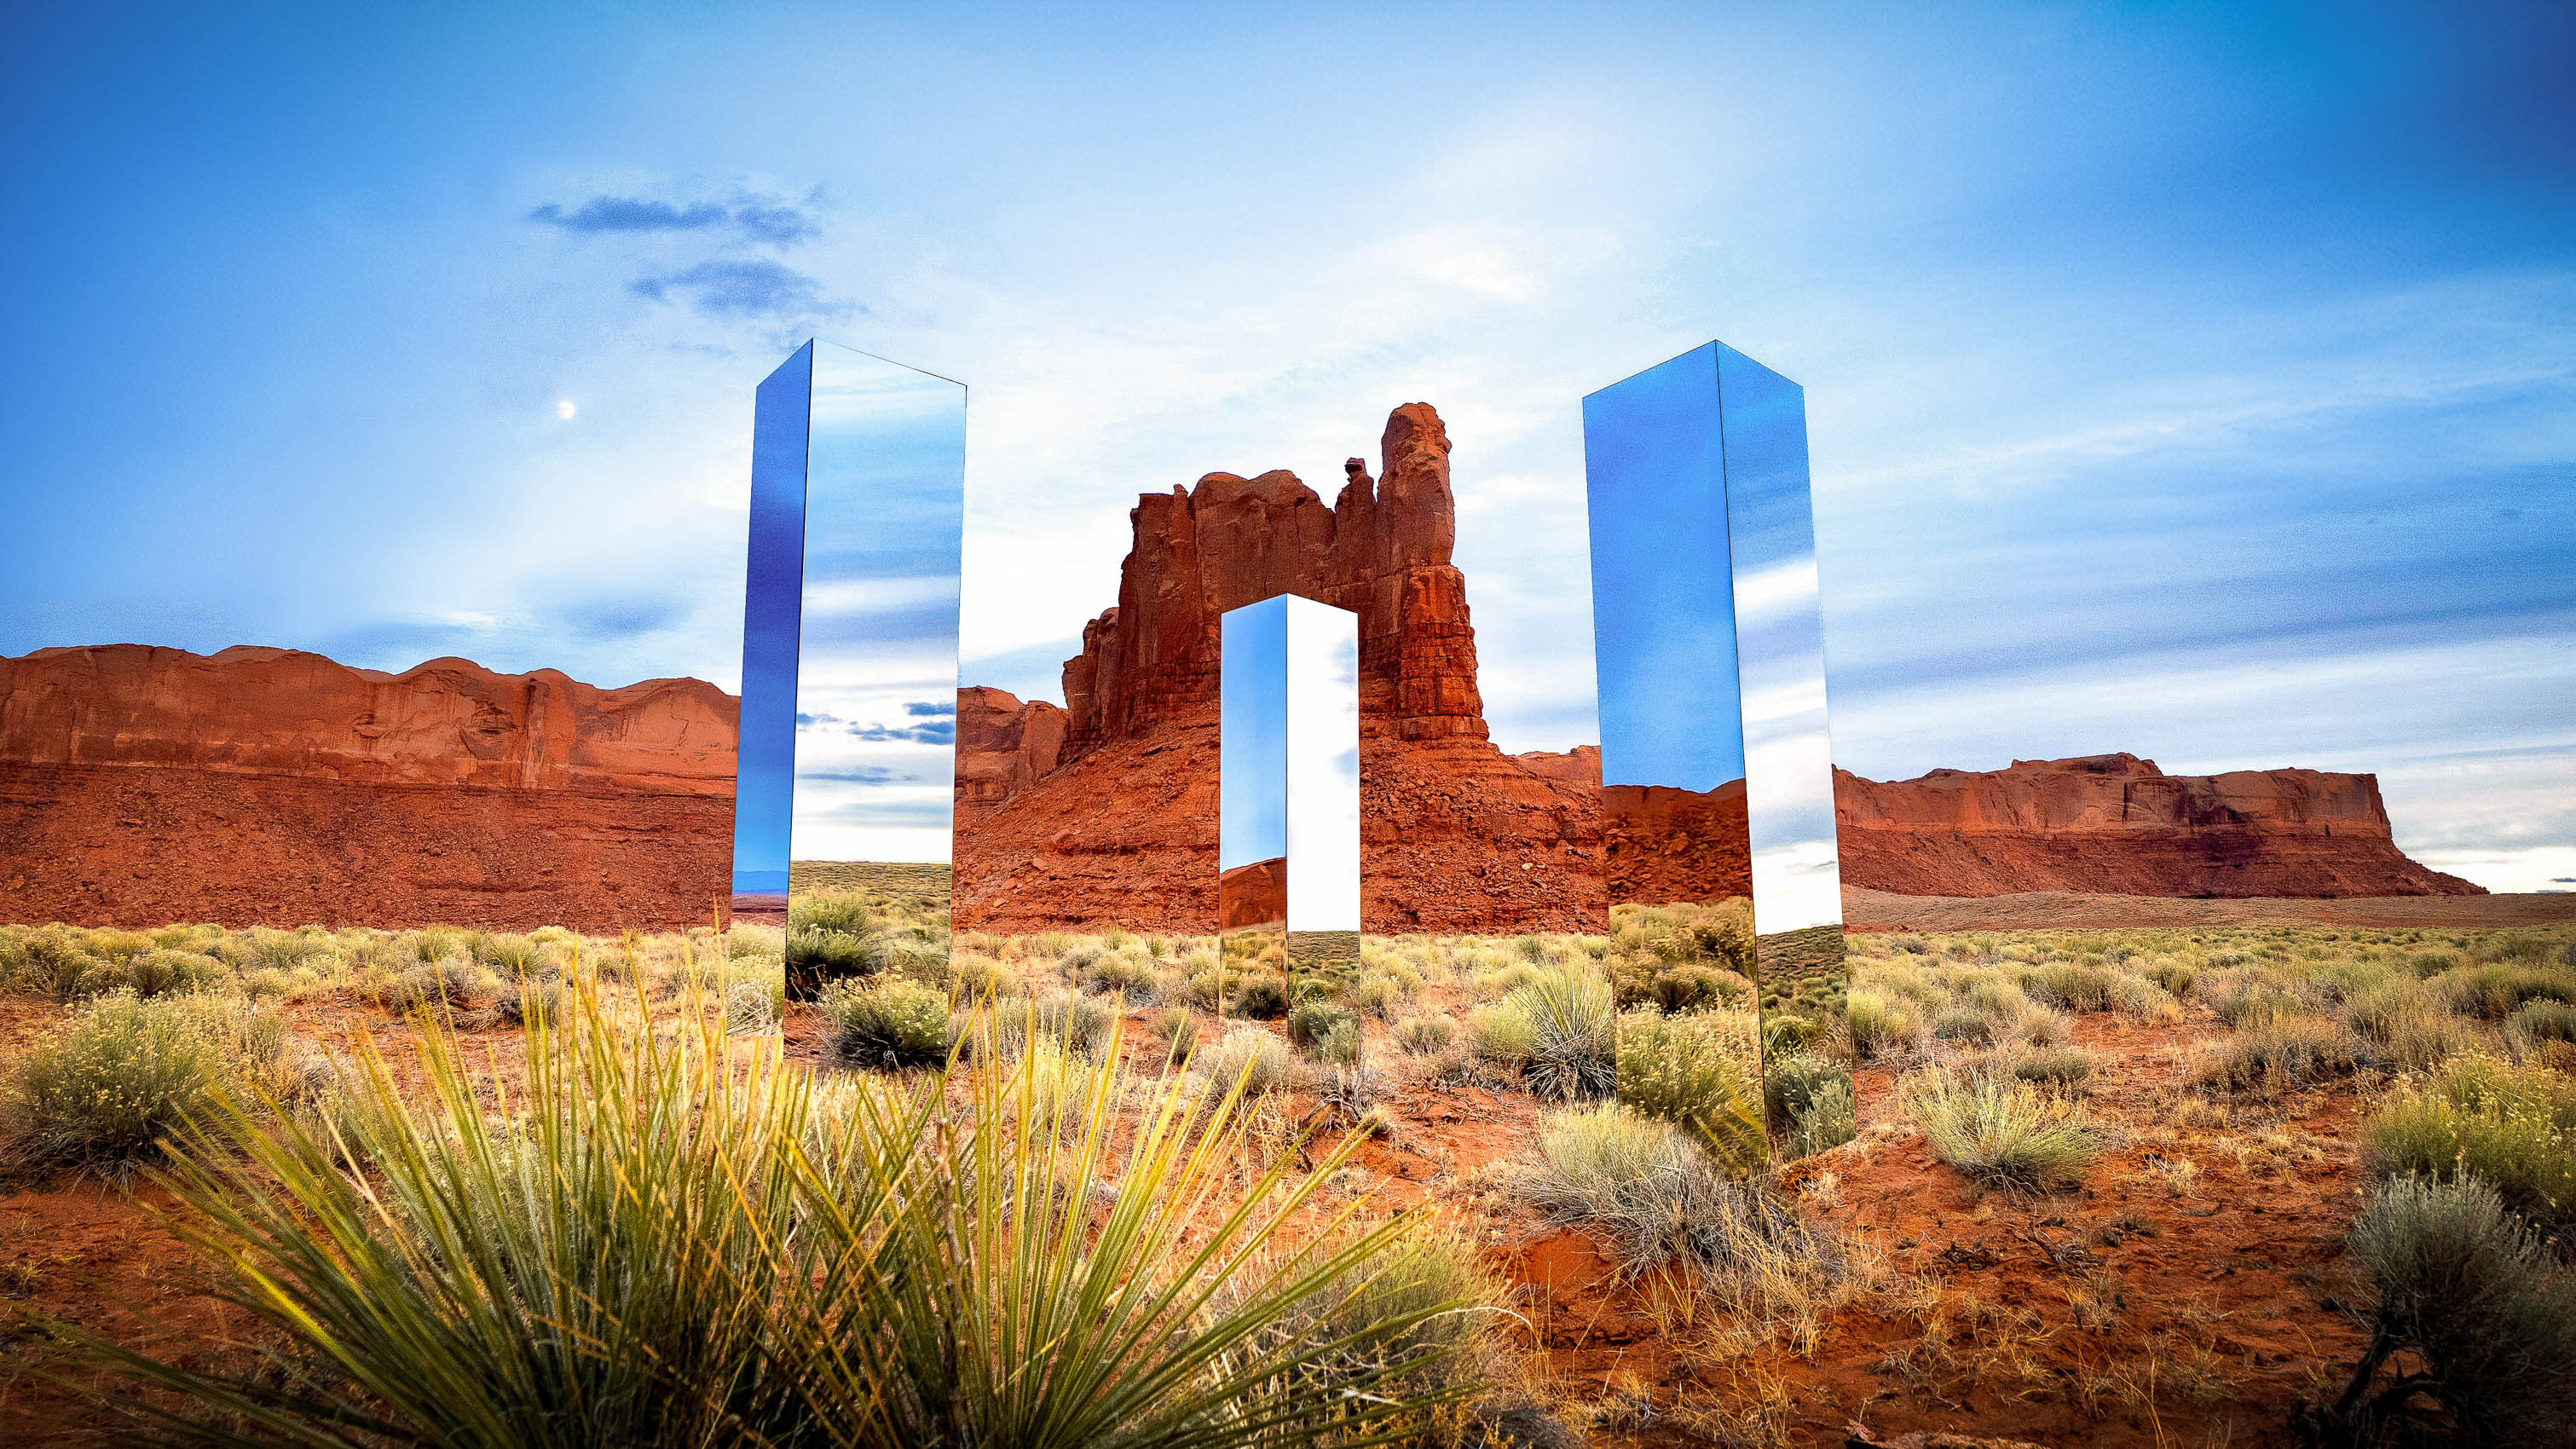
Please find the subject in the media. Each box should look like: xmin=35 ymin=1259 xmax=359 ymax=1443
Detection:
xmin=2 ymin=2 xmax=2569 ymax=889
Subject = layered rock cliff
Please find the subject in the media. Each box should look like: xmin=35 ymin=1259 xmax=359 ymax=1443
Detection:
xmin=1603 ymin=779 xmax=1753 ymax=906
xmin=952 ymin=404 xmax=1605 ymax=934
xmin=0 ymin=644 xmax=736 ymax=930
xmin=1834 ymin=753 xmax=2482 ymax=898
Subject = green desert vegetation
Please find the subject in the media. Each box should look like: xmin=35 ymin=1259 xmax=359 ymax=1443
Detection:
xmin=20 ymin=906 xmax=2576 ymax=1446
xmin=26 ymin=984 xmax=1502 ymax=1447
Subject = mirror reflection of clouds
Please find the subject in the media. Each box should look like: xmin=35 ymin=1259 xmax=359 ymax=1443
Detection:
xmin=1285 ymin=597 xmax=1361 ymax=933
xmin=732 ymin=340 xmax=967 ymax=876
xmin=1582 ymin=348 xmax=1746 ymax=794
xmin=731 ymin=345 xmax=817 ymax=895
xmin=1717 ymin=344 xmax=1844 ymax=934
xmin=1220 ymin=598 xmax=1289 ymax=872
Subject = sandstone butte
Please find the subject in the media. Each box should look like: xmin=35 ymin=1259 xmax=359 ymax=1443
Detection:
xmin=0 ymin=644 xmax=736 ymax=931
xmin=1833 ymin=753 xmax=2483 ymax=898
xmin=951 ymin=402 xmax=1611 ymax=935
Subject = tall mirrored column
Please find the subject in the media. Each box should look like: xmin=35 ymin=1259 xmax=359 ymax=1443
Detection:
xmin=732 ymin=340 xmax=966 ymax=1002
xmin=1220 ymin=595 xmax=1361 ymax=1013
xmin=1585 ymin=340 xmax=1850 ymax=1166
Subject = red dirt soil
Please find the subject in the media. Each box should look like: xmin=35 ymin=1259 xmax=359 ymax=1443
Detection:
xmin=1545 ymin=1009 xmax=2377 ymax=1448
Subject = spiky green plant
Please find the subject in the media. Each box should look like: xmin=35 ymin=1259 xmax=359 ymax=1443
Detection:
xmin=45 ymin=985 xmax=1476 ymax=1448
xmin=1505 ymin=966 xmax=1615 ymax=1101
xmin=793 ymin=1010 xmax=1476 ymax=1447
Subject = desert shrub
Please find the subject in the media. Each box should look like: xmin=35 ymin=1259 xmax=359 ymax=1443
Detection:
xmin=820 ymin=978 xmax=953 ymax=1070
xmin=1614 ymin=1012 xmax=1764 ymax=1172
xmin=1242 ymin=1233 xmax=1498 ymax=1406
xmin=1516 ymin=1106 xmax=1855 ymax=1300
xmin=1932 ymin=1006 xmax=1999 ymax=1046
xmin=1782 ymin=1075 xmax=1856 ymax=1159
xmin=1764 ymin=1053 xmax=1845 ymax=1131
xmin=1467 ymin=1002 xmax=1537 ymax=1072
xmin=2 ymin=994 xmax=286 ymax=1175
xmin=1384 ymin=1018 xmax=1449 ymax=1060
xmin=1147 ymin=1007 xmax=1199 ymax=1065
xmin=2203 ymin=970 xmax=2307 ymax=1028
xmin=2003 ymin=1046 xmax=2097 ymax=1086
xmin=1080 ymin=948 xmax=1158 ymax=1001
xmin=2362 ymin=1058 xmax=2576 ymax=1232
xmin=1308 ymin=1020 xmax=1363 ymax=1067
xmin=497 ymin=974 xmax=566 ymax=1027
xmin=2343 ymin=979 xmax=2436 ymax=1043
xmin=1285 ymin=1001 xmax=1360 ymax=1058
xmin=477 ymin=934 xmax=541 ymax=975
xmin=1846 ymin=988 xmax=1924 ymax=1060
xmin=1345 ymin=973 xmax=1404 ymax=1019
xmin=2375 ymin=1002 xmax=2485 ymax=1073
xmin=2435 ymin=963 xmax=2576 ymax=1021
xmin=1506 ymin=967 xmax=1616 ymax=1100
xmin=945 ymin=950 xmax=1017 ymax=1001
xmin=2024 ymin=962 xmax=2114 ymax=1012
xmin=385 ymin=957 xmax=498 ymax=1015
xmin=1032 ymin=991 xmax=1117 ymax=1054
xmin=1470 ymin=962 xmax=1546 ymax=999
xmin=1228 ymin=973 xmax=1292 ymax=1019
xmin=1903 ymin=1067 xmax=2096 ymax=1191
xmin=1196 ymin=1026 xmax=1299 ymax=1098
xmin=243 ymin=967 xmax=297 ymax=1000
xmin=2508 ymin=999 xmax=2576 ymax=1048
xmin=2192 ymin=1013 xmax=2358 ymax=1094
xmin=2305 ymin=1175 xmax=2576 ymax=1446
xmin=2144 ymin=959 xmax=2199 ymax=999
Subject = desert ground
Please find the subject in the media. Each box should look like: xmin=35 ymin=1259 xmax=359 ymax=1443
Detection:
xmin=6 ymin=876 xmax=2576 ymax=1446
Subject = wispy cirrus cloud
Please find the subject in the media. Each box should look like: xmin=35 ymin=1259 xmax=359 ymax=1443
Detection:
xmin=628 ymin=258 xmax=844 ymax=319
xmin=528 ymin=193 xmax=822 ymax=245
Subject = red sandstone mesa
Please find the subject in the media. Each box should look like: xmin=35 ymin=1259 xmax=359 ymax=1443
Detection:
xmin=1603 ymin=778 xmax=1753 ymax=906
xmin=953 ymin=407 xmax=1607 ymax=934
xmin=1834 ymin=753 xmax=2482 ymax=898
xmin=0 ymin=644 xmax=736 ymax=931
xmin=1217 ymin=857 xmax=1289 ymax=932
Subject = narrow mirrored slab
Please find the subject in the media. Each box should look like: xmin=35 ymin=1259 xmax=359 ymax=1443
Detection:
xmin=732 ymin=339 xmax=966 ymax=1003
xmin=1220 ymin=595 xmax=1361 ymax=1015
xmin=1285 ymin=597 xmax=1362 ymax=977
xmin=1714 ymin=343 xmax=1852 ymax=1162
xmin=1584 ymin=351 xmax=1766 ymax=1172
xmin=1219 ymin=597 xmax=1291 ymax=1008
xmin=1584 ymin=340 xmax=1849 ymax=1168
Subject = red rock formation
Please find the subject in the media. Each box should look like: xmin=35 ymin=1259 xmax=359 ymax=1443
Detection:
xmin=953 ymin=686 xmax=1066 ymax=823
xmin=0 ymin=644 xmax=736 ymax=930
xmin=1219 ymin=857 xmax=1287 ymax=931
xmin=1834 ymin=753 xmax=2482 ymax=898
xmin=1603 ymin=780 xmax=1753 ymax=906
xmin=1059 ymin=419 xmax=1484 ymax=758
xmin=953 ymin=407 xmax=1605 ymax=934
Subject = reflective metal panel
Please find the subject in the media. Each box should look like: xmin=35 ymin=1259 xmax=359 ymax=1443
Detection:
xmin=1220 ymin=594 xmax=1361 ymax=1009
xmin=1584 ymin=340 xmax=1850 ymax=1165
xmin=732 ymin=340 xmax=966 ymax=1002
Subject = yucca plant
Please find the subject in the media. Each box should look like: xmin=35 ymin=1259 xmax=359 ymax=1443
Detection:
xmin=796 ymin=1008 xmax=1476 ymax=1447
xmin=1506 ymin=966 xmax=1615 ymax=1101
xmin=46 ymin=984 xmax=1479 ymax=1448
xmin=49 ymin=979 xmax=856 ymax=1447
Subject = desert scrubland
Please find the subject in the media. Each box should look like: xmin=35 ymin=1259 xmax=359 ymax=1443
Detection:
xmin=12 ymin=871 xmax=2575 ymax=1446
